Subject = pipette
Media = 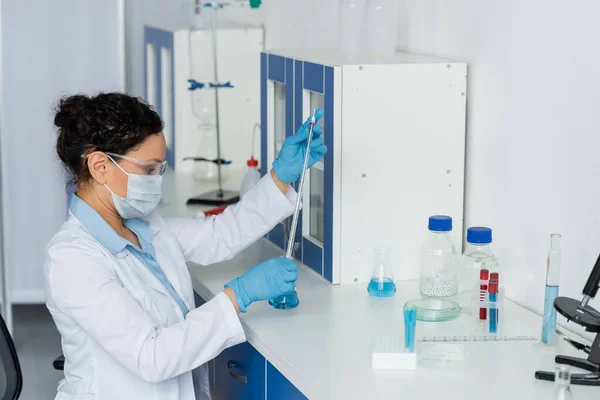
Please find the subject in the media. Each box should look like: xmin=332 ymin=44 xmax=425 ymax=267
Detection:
xmin=285 ymin=109 xmax=317 ymax=259
xmin=269 ymin=110 xmax=317 ymax=310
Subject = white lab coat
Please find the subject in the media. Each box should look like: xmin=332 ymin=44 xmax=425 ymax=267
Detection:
xmin=44 ymin=173 xmax=297 ymax=400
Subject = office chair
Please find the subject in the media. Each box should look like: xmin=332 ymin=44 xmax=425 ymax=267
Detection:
xmin=0 ymin=313 xmax=22 ymax=400
xmin=53 ymin=355 xmax=64 ymax=371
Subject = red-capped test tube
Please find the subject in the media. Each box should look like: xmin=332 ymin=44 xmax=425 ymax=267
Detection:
xmin=479 ymin=269 xmax=489 ymax=320
xmin=490 ymin=272 xmax=499 ymax=293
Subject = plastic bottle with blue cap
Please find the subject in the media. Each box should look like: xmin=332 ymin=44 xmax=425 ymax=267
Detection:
xmin=419 ymin=216 xmax=458 ymax=298
xmin=457 ymin=227 xmax=500 ymax=312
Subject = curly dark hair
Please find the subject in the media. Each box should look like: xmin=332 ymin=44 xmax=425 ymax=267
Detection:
xmin=54 ymin=92 xmax=164 ymax=183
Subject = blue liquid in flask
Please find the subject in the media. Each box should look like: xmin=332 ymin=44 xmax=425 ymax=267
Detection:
xmin=367 ymin=278 xmax=396 ymax=297
xmin=542 ymin=285 xmax=559 ymax=345
xmin=269 ymin=290 xmax=299 ymax=310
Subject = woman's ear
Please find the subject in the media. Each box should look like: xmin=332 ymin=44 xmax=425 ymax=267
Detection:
xmin=87 ymin=152 xmax=109 ymax=184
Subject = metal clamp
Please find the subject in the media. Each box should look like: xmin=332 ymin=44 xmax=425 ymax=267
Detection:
xmin=226 ymin=360 xmax=248 ymax=384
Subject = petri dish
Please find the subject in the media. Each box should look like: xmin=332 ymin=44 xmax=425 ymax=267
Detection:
xmin=404 ymin=299 xmax=461 ymax=322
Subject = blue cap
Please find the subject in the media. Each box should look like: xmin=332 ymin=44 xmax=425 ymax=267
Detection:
xmin=466 ymin=227 xmax=492 ymax=244
xmin=428 ymin=215 xmax=452 ymax=232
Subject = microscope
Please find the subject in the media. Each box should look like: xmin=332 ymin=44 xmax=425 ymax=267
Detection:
xmin=535 ymin=252 xmax=600 ymax=386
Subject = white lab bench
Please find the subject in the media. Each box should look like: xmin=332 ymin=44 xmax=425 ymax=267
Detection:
xmin=158 ymin=170 xmax=599 ymax=400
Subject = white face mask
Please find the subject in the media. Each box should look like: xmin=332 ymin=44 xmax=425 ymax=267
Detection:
xmin=104 ymin=155 xmax=162 ymax=219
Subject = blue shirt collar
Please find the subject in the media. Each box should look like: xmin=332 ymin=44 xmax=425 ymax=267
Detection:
xmin=69 ymin=194 xmax=154 ymax=255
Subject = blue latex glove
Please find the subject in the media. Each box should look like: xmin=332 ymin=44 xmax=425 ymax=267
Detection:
xmin=225 ymin=257 xmax=298 ymax=312
xmin=272 ymin=108 xmax=327 ymax=183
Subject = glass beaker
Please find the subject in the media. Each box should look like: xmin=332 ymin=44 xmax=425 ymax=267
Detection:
xmin=365 ymin=0 xmax=398 ymax=58
xmin=367 ymin=247 xmax=396 ymax=297
xmin=338 ymin=0 xmax=366 ymax=58
xmin=553 ymin=365 xmax=573 ymax=400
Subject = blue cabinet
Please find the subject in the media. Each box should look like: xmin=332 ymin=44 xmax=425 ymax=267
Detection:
xmin=195 ymin=292 xmax=305 ymax=399
xmin=260 ymin=53 xmax=302 ymax=259
xmin=214 ymin=342 xmax=266 ymax=400
xmin=267 ymin=362 xmax=307 ymax=400
xmin=261 ymin=51 xmax=334 ymax=281
xmin=297 ymin=62 xmax=334 ymax=282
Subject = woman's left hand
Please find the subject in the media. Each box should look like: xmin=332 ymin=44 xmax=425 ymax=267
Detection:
xmin=272 ymin=109 xmax=327 ymax=184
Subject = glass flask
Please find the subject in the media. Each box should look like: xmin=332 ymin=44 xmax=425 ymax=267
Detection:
xmin=268 ymin=290 xmax=299 ymax=310
xmin=419 ymin=216 xmax=458 ymax=299
xmin=191 ymin=108 xmax=230 ymax=183
xmin=367 ymin=247 xmax=396 ymax=297
xmin=553 ymin=365 xmax=573 ymax=400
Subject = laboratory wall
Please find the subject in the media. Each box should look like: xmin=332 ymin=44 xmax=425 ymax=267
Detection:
xmin=125 ymin=0 xmax=339 ymax=97
xmin=394 ymin=0 xmax=600 ymax=323
xmin=1 ymin=0 xmax=125 ymax=303
xmin=126 ymin=0 xmax=600 ymax=322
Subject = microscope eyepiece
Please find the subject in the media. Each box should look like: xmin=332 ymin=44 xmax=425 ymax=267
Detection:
xmin=582 ymin=253 xmax=600 ymax=300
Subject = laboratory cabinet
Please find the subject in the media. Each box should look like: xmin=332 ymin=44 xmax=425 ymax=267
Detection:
xmin=266 ymin=362 xmax=307 ymax=400
xmin=195 ymin=293 xmax=307 ymax=399
xmin=212 ymin=344 xmax=307 ymax=400
xmin=214 ymin=342 xmax=266 ymax=400
xmin=260 ymin=52 xmax=302 ymax=259
xmin=261 ymin=49 xmax=467 ymax=285
xmin=144 ymin=24 xmax=263 ymax=179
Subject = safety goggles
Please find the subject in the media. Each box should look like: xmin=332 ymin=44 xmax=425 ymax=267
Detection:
xmin=104 ymin=152 xmax=168 ymax=176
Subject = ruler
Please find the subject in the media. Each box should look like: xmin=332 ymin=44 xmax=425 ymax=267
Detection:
xmin=418 ymin=335 xmax=539 ymax=343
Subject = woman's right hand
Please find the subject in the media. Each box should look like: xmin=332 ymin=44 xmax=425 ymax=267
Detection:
xmin=225 ymin=257 xmax=298 ymax=312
